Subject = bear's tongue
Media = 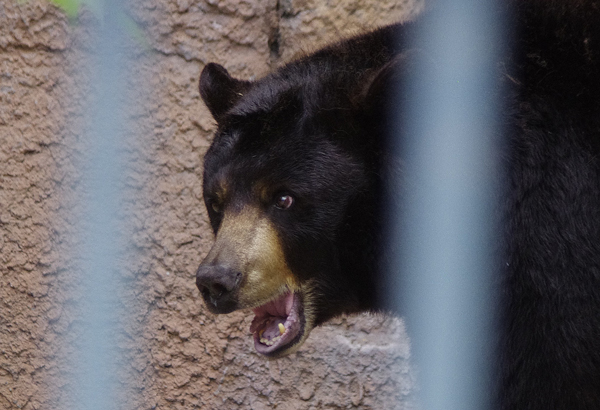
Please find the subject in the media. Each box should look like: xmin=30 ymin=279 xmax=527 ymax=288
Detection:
xmin=250 ymin=291 xmax=302 ymax=355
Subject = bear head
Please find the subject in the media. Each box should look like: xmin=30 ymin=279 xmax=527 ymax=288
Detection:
xmin=196 ymin=46 xmax=406 ymax=357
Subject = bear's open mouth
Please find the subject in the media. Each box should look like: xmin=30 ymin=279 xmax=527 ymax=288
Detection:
xmin=249 ymin=291 xmax=304 ymax=356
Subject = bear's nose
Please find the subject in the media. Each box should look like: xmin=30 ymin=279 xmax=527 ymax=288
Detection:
xmin=195 ymin=264 xmax=242 ymax=314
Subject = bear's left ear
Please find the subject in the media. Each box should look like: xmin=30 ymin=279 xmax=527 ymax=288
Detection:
xmin=200 ymin=63 xmax=252 ymax=122
xmin=361 ymin=49 xmax=421 ymax=114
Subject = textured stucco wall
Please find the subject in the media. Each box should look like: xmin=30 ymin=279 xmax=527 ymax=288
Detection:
xmin=0 ymin=2 xmax=85 ymax=408
xmin=0 ymin=0 xmax=422 ymax=408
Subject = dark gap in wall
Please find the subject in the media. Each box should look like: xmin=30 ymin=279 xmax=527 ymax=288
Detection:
xmin=268 ymin=0 xmax=282 ymax=61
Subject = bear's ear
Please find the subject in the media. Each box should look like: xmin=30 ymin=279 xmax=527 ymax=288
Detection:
xmin=361 ymin=50 xmax=422 ymax=114
xmin=199 ymin=63 xmax=252 ymax=122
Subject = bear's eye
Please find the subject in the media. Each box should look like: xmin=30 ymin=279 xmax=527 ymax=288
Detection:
xmin=210 ymin=200 xmax=223 ymax=214
xmin=274 ymin=194 xmax=294 ymax=210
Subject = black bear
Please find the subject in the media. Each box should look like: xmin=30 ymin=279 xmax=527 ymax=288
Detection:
xmin=195 ymin=1 xmax=600 ymax=409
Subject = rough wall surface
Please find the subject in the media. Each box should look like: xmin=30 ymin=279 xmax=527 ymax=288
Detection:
xmin=0 ymin=2 xmax=85 ymax=408
xmin=0 ymin=0 xmax=422 ymax=408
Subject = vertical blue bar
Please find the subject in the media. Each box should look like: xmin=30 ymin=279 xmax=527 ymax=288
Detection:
xmin=393 ymin=1 xmax=504 ymax=409
xmin=75 ymin=2 xmax=128 ymax=409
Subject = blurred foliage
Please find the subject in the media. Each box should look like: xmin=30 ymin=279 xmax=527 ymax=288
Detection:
xmin=18 ymin=0 xmax=148 ymax=47
xmin=48 ymin=0 xmax=102 ymax=19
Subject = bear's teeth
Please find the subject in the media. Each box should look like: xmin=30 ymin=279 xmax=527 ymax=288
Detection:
xmin=278 ymin=323 xmax=286 ymax=335
xmin=260 ymin=335 xmax=282 ymax=346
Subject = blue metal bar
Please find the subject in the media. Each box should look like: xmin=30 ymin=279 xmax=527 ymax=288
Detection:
xmin=392 ymin=1 xmax=505 ymax=409
xmin=72 ymin=2 xmax=129 ymax=409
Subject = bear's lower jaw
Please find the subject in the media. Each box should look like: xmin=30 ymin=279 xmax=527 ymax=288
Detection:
xmin=250 ymin=291 xmax=307 ymax=357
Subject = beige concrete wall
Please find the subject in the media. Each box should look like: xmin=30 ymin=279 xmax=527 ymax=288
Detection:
xmin=0 ymin=0 xmax=422 ymax=408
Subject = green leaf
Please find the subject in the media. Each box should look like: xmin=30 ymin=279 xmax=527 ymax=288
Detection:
xmin=49 ymin=0 xmax=81 ymax=19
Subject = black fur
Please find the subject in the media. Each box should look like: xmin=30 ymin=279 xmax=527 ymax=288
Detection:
xmin=499 ymin=2 xmax=600 ymax=409
xmin=197 ymin=1 xmax=600 ymax=408
xmin=200 ymin=24 xmax=406 ymax=321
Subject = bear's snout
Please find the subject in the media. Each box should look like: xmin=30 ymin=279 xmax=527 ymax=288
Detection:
xmin=195 ymin=264 xmax=242 ymax=314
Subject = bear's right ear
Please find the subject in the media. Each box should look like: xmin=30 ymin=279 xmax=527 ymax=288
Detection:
xmin=199 ymin=63 xmax=251 ymax=122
